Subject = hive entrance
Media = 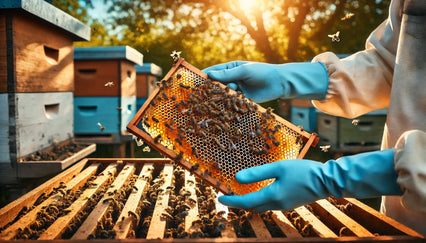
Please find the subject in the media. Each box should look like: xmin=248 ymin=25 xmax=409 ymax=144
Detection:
xmin=127 ymin=59 xmax=319 ymax=195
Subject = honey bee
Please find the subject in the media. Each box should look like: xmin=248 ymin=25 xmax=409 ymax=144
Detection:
xmin=191 ymin=146 xmax=199 ymax=158
xmin=97 ymin=122 xmax=106 ymax=131
xmin=162 ymin=91 xmax=169 ymax=100
xmin=175 ymin=151 xmax=183 ymax=161
xmin=152 ymin=116 xmax=159 ymax=123
xmin=190 ymin=163 xmax=199 ymax=172
xmin=328 ymin=31 xmax=340 ymax=42
xmin=320 ymin=145 xmax=331 ymax=152
xmin=104 ymin=81 xmax=114 ymax=87
xmin=175 ymin=138 xmax=182 ymax=146
xmin=341 ymin=12 xmax=354 ymax=21
xmin=143 ymin=146 xmax=151 ymax=152
xmin=165 ymin=122 xmax=174 ymax=131
xmin=135 ymin=138 xmax=144 ymax=146
xmin=170 ymin=50 xmax=182 ymax=62
xmin=352 ymin=119 xmax=359 ymax=126
xmin=272 ymin=140 xmax=280 ymax=147
xmin=153 ymin=134 xmax=162 ymax=143
xmin=171 ymin=95 xmax=176 ymax=101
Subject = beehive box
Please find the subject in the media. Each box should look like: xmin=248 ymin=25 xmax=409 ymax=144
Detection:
xmin=317 ymin=109 xmax=387 ymax=152
xmin=290 ymin=99 xmax=317 ymax=132
xmin=73 ymin=46 xmax=143 ymax=142
xmin=0 ymin=0 xmax=90 ymax=164
xmin=0 ymin=158 xmax=422 ymax=242
xmin=127 ymin=58 xmax=319 ymax=195
xmin=135 ymin=63 xmax=163 ymax=111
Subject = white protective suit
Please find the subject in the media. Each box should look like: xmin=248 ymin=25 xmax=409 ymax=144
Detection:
xmin=312 ymin=0 xmax=426 ymax=236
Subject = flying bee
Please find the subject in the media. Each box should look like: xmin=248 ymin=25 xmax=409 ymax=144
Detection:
xmin=320 ymin=145 xmax=331 ymax=152
xmin=143 ymin=146 xmax=151 ymax=152
xmin=328 ymin=31 xmax=340 ymax=42
xmin=170 ymin=50 xmax=182 ymax=62
xmin=341 ymin=12 xmax=354 ymax=21
xmin=352 ymin=119 xmax=359 ymax=126
xmin=104 ymin=81 xmax=114 ymax=87
xmin=97 ymin=122 xmax=106 ymax=131
xmin=135 ymin=138 xmax=144 ymax=146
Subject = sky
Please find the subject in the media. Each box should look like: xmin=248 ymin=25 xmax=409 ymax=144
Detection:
xmin=87 ymin=0 xmax=110 ymax=21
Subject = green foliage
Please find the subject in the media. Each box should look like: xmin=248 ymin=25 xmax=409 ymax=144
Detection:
xmin=51 ymin=0 xmax=390 ymax=72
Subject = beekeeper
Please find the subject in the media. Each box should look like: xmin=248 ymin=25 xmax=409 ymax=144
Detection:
xmin=203 ymin=0 xmax=426 ymax=236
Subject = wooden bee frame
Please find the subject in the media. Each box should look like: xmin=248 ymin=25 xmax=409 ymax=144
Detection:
xmin=0 ymin=158 xmax=423 ymax=241
xmin=127 ymin=58 xmax=319 ymax=195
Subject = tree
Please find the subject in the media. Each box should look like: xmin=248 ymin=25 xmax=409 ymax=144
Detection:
xmin=51 ymin=0 xmax=116 ymax=46
xmin=107 ymin=0 xmax=390 ymax=69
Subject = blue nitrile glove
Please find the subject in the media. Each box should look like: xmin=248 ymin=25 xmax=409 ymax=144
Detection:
xmin=203 ymin=61 xmax=328 ymax=103
xmin=219 ymin=149 xmax=403 ymax=212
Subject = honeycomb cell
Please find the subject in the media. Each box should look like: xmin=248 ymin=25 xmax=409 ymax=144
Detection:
xmin=137 ymin=63 xmax=308 ymax=195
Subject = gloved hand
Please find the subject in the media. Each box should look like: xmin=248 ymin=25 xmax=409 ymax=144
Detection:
xmin=219 ymin=149 xmax=403 ymax=212
xmin=203 ymin=61 xmax=328 ymax=103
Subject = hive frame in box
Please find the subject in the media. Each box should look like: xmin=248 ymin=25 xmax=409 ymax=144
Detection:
xmin=127 ymin=58 xmax=319 ymax=195
xmin=0 ymin=158 xmax=422 ymax=241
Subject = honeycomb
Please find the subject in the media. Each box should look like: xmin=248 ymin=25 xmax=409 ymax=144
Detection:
xmin=129 ymin=59 xmax=315 ymax=195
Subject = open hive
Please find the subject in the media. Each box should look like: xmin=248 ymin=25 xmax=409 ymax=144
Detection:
xmin=127 ymin=58 xmax=319 ymax=195
xmin=0 ymin=158 xmax=422 ymax=242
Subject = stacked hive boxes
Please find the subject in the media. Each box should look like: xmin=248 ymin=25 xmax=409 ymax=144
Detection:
xmin=135 ymin=63 xmax=162 ymax=111
xmin=0 ymin=0 xmax=90 ymax=165
xmin=317 ymin=108 xmax=388 ymax=151
xmin=73 ymin=46 xmax=143 ymax=142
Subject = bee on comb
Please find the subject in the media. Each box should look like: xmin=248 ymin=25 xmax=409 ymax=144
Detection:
xmin=127 ymin=58 xmax=319 ymax=195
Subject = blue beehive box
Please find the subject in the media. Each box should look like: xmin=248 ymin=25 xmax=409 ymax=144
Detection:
xmin=73 ymin=46 xmax=143 ymax=142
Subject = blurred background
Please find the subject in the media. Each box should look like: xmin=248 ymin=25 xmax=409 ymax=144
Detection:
xmin=54 ymin=0 xmax=390 ymax=71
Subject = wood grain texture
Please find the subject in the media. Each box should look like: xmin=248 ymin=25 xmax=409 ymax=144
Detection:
xmin=14 ymin=92 xmax=73 ymax=159
xmin=120 ymin=61 xmax=136 ymax=97
xmin=71 ymin=163 xmax=136 ymax=239
xmin=294 ymin=205 xmax=337 ymax=238
xmin=2 ymin=14 xmax=75 ymax=93
xmin=0 ymin=159 xmax=87 ymax=229
xmin=312 ymin=199 xmax=374 ymax=237
xmin=38 ymin=163 xmax=118 ymax=240
xmin=113 ymin=163 xmax=155 ymax=239
xmin=146 ymin=164 xmax=174 ymax=239
xmin=74 ymin=60 xmax=120 ymax=97
xmin=0 ymin=163 xmax=100 ymax=240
